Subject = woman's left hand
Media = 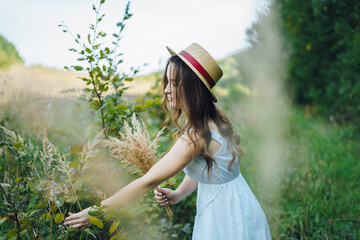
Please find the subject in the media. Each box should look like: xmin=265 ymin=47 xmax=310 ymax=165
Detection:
xmin=64 ymin=207 xmax=92 ymax=230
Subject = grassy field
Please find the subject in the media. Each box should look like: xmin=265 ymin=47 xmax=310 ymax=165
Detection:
xmin=0 ymin=64 xmax=359 ymax=239
xmin=238 ymin=106 xmax=360 ymax=239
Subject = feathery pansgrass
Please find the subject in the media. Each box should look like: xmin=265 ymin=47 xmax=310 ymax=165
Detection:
xmin=40 ymin=130 xmax=82 ymax=209
xmin=104 ymin=114 xmax=163 ymax=175
xmin=103 ymin=113 xmax=173 ymax=219
xmin=79 ymin=130 xmax=103 ymax=173
xmin=0 ymin=126 xmax=17 ymax=141
xmin=0 ymin=126 xmax=24 ymax=144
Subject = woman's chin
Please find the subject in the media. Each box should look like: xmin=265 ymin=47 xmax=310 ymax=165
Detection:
xmin=168 ymin=102 xmax=177 ymax=109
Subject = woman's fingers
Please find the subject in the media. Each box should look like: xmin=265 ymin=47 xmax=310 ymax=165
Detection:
xmin=154 ymin=187 xmax=172 ymax=205
xmin=64 ymin=218 xmax=84 ymax=226
xmin=158 ymin=198 xmax=168 ymax=203
xmin=154 ymin=194 xmax=166 ymax=200
xmin=65 ymin=212 xmax=80 ymax=221
xmin=71 ymin=223 xmax=84 ymax=229
xmin=156 ymin=195 xmax=169 ymax=205
xmin=154 ymin=194 xmax=168 ymax=202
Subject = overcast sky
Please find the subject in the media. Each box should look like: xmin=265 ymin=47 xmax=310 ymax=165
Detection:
xmin=0 ymin=0 xmax=269 ymax=74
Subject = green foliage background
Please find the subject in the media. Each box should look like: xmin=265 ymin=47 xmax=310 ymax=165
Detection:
xmin=0 ymin=35 xmax=23 ymax=69
xmin=279 ymin=0 xmax=360 ymax=125
xmin=0 ymin=0 xmax=359 ymax=239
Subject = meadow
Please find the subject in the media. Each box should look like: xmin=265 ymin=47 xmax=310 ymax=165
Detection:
xmin=0 ymin=59 xmax=359 ymax=239
xmin=1 ymin=0 xmax=359 ymax=238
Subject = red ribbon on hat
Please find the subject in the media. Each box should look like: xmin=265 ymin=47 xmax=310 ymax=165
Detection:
xmin=179 ymin=50 xmax=216 ymax=88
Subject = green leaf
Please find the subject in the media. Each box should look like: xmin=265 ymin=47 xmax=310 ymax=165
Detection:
xmin=50 ymin=205 xmax=58 ymax=213
xmin=110 ymin=234 xmax=119 ymax=240
xmin=109 ymin=220 xmax=120 ymax=234
xmin=65 ymin=197 xmax=77 ymax=204
xmin=89 ymin=217 xmax=103 ymax=229
xmin=13 ymin=140 xmax=23 ymax=148
xmin=40 ymin=213 xmax=52 ymax=220
xmin=171 ymin=233 xmax=178 ymax=238
xmin=112 ymin=75 xmax=120 ymax=83
xmin=19 ymin=229 xmax=28 ymax=236
xmin=86 ymin=48 xmax=91 ymax=53
xmin=88 ymin=210 xmax=101 ymax=217
xmin=124 ymin=77 xmax=133 ymax=82
xmin=73 ymin=66 xmax=83 ymax=71
xmin=0 ymin=218 xmax=7 ymax=225
xmin=144 ymin=99 xmax=155 ymax=108
xmin=54 ymin=213 xmax=64 ymax=224
xmin=5 ymin=228 xmax=17 ymax=239
xmin=113 ymin=33 xmax=119 ymax=38
xmin=101 ymin=0 xmax=105 ymax=3
xmin=116 ymin=104 xmax=127 ymax=111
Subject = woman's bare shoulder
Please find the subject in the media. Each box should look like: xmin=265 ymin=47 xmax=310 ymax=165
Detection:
xmin=180 ymin=129 xmax=206 ymax=149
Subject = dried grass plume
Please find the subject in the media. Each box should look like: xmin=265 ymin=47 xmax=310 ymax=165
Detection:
xmin=103 ymin=113 xmax=164 ymax=175
xmin=102 ymin=113 xmax=173 ymax=219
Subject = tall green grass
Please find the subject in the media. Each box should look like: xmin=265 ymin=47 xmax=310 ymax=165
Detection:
xmin=240 ymin=107 xmax=359 ymax=239
xmin=1 ymin=64 xmax=358 ymax=239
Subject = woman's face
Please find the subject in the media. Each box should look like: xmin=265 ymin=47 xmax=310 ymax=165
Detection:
xmin=164 ymin=63 xmax=177 ymax=108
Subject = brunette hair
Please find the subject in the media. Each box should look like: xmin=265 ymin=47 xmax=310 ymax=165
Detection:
xmin=161 ymin=56 xmax=244 ymax=174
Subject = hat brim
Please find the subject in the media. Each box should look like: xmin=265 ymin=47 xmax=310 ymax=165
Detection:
xmin=166 ymin=46 xmax=218 ymax=102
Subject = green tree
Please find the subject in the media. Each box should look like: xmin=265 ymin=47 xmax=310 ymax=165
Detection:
xmin=59 ymin=0 xmax=161 ymax=137
xmin=0 ymin=35 xmax=23 ymax=69
xmin=278 ymin=0 xmax=360 ymax=125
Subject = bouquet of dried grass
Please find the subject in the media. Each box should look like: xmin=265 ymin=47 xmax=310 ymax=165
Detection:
xmin=103 ymin=113 xmax=173 ymax=219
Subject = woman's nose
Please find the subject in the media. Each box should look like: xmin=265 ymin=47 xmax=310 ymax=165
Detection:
xmin=164 ymin=82 xmax=171 ymax=93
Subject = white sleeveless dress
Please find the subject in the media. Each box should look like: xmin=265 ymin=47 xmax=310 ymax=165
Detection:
xmin=183 ymin=130 xmax=271 ymax=240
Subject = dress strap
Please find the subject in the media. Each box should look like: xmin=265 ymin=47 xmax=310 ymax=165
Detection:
xmin=210 ymin=129 xmax=226 ymax=143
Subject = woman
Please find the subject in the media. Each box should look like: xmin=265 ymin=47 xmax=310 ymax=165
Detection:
xmin=64 ymin=43 xmax=271 ymax=239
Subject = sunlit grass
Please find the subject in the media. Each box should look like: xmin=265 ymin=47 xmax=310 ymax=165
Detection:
xmin=1 ymin=57 xmax=359 ymax=239
xmin=238 ymin=106 xmax=360 ymax=239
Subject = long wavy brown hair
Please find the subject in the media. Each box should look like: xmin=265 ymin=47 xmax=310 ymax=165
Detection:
xmin=160 ymin=55 xmax=244 ymax=174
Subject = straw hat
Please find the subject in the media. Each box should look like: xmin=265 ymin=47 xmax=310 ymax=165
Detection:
xmin=166 ymin=43 xmax=223 ymax=102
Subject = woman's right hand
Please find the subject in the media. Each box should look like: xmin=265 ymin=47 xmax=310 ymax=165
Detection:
xmin=154 ymin=187 xmax=180 ymax=206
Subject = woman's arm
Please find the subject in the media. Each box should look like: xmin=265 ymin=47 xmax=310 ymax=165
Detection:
xmin=175 ymin=175 xmax=198 ymax=200
xmin=101 ymin=135 xmax=201 ymax=209
xmin=154 ymin=175 xmax=198 ymax=206
xmin=64 ymin=133 xmax=204 ymax=229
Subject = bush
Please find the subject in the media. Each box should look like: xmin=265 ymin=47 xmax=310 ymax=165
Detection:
xmin=0 ymin=35 xmax=23 ymax=69
xmin=278 ymin=0 xmax=360 ymax=125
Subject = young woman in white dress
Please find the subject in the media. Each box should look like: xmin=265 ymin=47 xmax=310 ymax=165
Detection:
xmin=64 ymin=43 xmax=271 ymax=239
